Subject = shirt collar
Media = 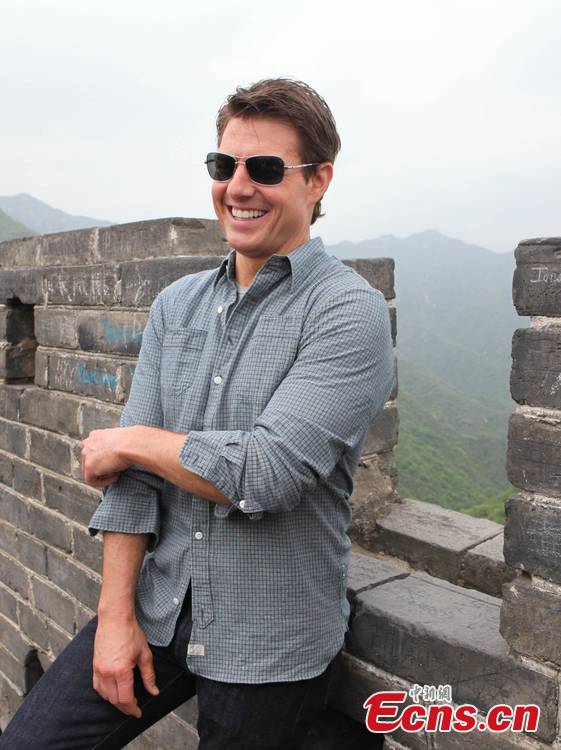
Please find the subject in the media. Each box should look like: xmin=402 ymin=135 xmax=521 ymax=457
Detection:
xmin=212 ymin=236 xmax=326 ymax=294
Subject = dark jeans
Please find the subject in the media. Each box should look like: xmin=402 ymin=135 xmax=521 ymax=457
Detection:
xmin=0 ymin=588 xmax=336 ymax=750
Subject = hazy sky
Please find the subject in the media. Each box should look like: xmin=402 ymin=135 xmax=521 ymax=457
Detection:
xmin=1 ymin=0 xmax=559 ymax=252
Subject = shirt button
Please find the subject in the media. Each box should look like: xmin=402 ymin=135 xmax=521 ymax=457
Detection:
xmin=213 ymin=375 xmax=223 ymax=385
xmin=173 ymin=597 xmax=180 ymax=605
xmin=217 ymin=305 xmax=223 ymax=314
xmin=194 ymin=531 xmax=203 ymax=540
xmin=239 ymin=500 xmax=246 ymax=509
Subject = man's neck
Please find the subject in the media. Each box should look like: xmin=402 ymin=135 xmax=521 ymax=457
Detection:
xmin=234 ymin=237 xmax=311 ymax=287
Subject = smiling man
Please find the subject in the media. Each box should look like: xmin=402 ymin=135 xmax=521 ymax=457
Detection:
xmin=0 ymin=79 xmax=396 ymax=750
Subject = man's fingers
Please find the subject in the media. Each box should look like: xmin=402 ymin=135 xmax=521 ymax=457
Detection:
xmin=115 ymin=670 xmax=136 ymax=708
xmin=138 ymin=649 xmax=160 ymax=695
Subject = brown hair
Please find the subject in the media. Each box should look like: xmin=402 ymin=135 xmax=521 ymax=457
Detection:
xmin=216 ymin=78 xmax=340 ymax=225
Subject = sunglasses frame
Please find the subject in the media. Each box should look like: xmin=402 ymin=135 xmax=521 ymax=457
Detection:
xmin=205 ymin=151 xmax=320 ymax=186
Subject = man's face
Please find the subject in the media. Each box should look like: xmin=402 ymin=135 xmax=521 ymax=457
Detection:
xmin=211 ymin=116 xmax=324 ymax=259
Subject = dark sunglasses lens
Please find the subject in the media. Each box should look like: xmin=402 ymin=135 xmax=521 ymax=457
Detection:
xmin=206 ymin=153 xmax=235 ymax=181
xmin=247 ymin=156 xmax=285 ymax=185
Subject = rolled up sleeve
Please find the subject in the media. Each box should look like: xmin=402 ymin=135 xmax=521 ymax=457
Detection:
xmin=179 ymin=287 xmax=395 ymax=515
xmin=88 ymin=292 xmax=166 ymax=549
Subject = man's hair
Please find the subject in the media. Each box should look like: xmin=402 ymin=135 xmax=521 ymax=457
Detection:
xmin=216 ymin=78 xmax=341 ymax=225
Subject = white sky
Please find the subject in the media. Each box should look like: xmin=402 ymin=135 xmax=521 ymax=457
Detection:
xmin=1 ymin=0 xmax=559 ymax=252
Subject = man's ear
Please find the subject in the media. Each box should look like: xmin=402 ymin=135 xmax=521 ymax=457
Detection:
xmin=309 ymin=162 xmax=333 ymax=204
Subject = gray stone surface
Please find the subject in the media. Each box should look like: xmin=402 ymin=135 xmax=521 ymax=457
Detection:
xmin=96 ymin=217 xmax=226 ymax=263
xmin=0 ymin=268 xmax=44 ymax=305
xmin=77 ymin=310 xmax=148 ymax=355
xmin=119 ymin=255 xmax=223 ymax=306
xmin=362 ymin=402 xmax=399 ymax=455
xmin=45 ymin=264 xmax=119 ymax=306
xmin=30 ymin=576 xmax=74 ymax=633
xmin=347 ymin=550 xmax=409 ymax=600
xmin=501 ymin=574 xmax=561 ymax=667
xmin=43 ymin=473 xmax=100 ymax=527
xmin=347 ymin=572 xmax=557 ymax=742
xmin=35 ymin=307 xmax=79 ymax=348
xmin=0 ymin=339 xmax=37 ymax=380
xmin=507 ymin=412 xmax=561 ymax=497
xmin=341 ymin=258 xmax=395 ymax=300
xmin=460 ymin=533 xmax=515 ymax=597
xmin=0 ymin=304 xmax=34 ymax=342
xmin=513 ymin=238 xmax=561 ymax=316
xmin=47 ymin=350 xmax=125 ymax=403
xmin=0 ymin=235 xmax=41 ymax=268
xmin=504 ymin=494 xmax=561 ymax=582
xmin=511 ymin=325 xmax=561 ymax=409
xmin=42 ymin=228 xmax=98 ymax=266
xmin=371 ymin=497 xmax=502 ymax=585
xmin=29 ymin=427 xmax=73 ymax=474
xmin=45 ymin=547 xmax=100 ymax=611
xmin=349 ymin=452 xmax=397 ymax=547
xmin=20 ymin=387 xmax=81 ymax=437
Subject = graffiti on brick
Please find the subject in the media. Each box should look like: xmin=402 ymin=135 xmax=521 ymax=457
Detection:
xmin=75 ymin=363 xmax=117 ymax=391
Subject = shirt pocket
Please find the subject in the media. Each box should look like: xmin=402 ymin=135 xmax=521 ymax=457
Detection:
xmin=161 ymin=328 xmax=207 ymax=396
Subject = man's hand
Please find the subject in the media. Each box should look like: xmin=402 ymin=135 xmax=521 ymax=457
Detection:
xmin=81 ymin=427 xmax=133 ymax=488
xmin=93 ymin=615 xmax=160 ymax=718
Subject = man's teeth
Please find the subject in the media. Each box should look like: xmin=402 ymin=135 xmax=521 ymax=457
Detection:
xmin=231 ymin=208 xmax=267 ymax=219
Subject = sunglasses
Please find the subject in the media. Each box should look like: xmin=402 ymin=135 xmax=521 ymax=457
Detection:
xmin=205 ymin=152 xmax=320 ymax=186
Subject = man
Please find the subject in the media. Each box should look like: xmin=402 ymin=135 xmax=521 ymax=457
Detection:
xmin=0 ymin=78 xmax=395 ymax=749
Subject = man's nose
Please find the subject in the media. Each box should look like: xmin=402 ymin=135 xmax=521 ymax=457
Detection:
xmin=226 ymin=162 xmax=256 ymax=197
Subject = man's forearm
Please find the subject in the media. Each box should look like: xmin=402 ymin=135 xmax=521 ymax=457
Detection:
xmin=118 ymin=426 xmax=231 ymax=506
xmin=97 ymin=531 xmax=150 ymax=621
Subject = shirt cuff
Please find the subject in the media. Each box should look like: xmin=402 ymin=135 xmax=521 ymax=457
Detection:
xmin=88 ymin=470 xmax=161 ymax=550
xmin=179 ymin=431 xmax=264 ymax=520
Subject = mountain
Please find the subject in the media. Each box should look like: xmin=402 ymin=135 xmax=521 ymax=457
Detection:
xmin=0 ymin=193 xmax=111 ymax=234
xmin=328 ymin=230 xmax=525 ymax=521
xmin=0 ymin=208 xmax=34 ymax=242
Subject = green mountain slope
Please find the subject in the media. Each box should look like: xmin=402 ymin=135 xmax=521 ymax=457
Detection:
xmin=0 ymin=208 xmax=33 ymax=241
xmin=329 ymin=230 xmax=523 ymax=522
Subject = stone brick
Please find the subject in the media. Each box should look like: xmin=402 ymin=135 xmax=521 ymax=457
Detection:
xmin=348 ymin=572 xmax=557 ymax=743
xmin=0 ymin=338 xmax=36 ymax=380
xmin=0 ymin=485 xmax=31 ymax=532
xmin=0 ymin=552 xmax=29 ymax=598
xmin=0 ymin=614 xmax=33 ymax=662
xmin=0 ymin=450 xmax=13 ymax=485
xmin=142 ymin=711 xmax=199 ymax=750
xmin=20 ymin=387 xmax=81 ymax=437
xmin=0 ymin=519 xmax=18 ymax=557
xmin=0 ymin=235 xmax=41 ymax=268
xmin=43 ymin=472 xmax=100 ymax=526
xmin=460 ymin=533 xmax=515 ymax=598
xmin=0 ymin=418 xmax=27 ymax=457
xmin=120 ymin=256 xmax=223 ymax=307
xmin=29 ymin=427 xmax=72 ymax=474
xmin=27 ymin=501 xmax=71 ymax=552
xmin=504 ymin=494 xmax=561 ymax=583
xmin=362 ymin=403 xmax=399 ymax=455
xmin=45 ymin=264 xmax=119 ymax=306
xmin=349 ymin=452 xmax=397 ymax=547
xmin=96 ymin=217 xmax=225 ymax=263
xmin=347 ymin=550 xmax=409 ymax=601
xmin=17 ymin=600 xmax=49 ymax=651
xmin=510 ymin=326 xmax=561 ymax=409
xmin=48 ymin=350 xmax=123 ymax=403
xmin=34 ymin=346 xmax=49 ymax=386
xmin=500 ymin=575 xmax=561 ymax=667
xmin=0 ymin=383 xmax=24 ymax=419
xmin=35 ymin=307 xmax=78 ymax=348
xmin=507 ymin=412 xmax=561 ymax=497
xmin=0 ymin=267 xmax=44 ymax=305
xmin=513 ymin=238 xmax=561 ymax=316
xmin=42 ymin=227 xmax=97 ymax=266
xmin=0 ymin=583 xmax=18 ymax=622
xmin=0 ymin=304 xmax=34 ymax=342
xmin=371 ymin=497 xmax=502 ymax=585
xmin=77 ymin=310 xmax=147 ymax=356
xmin=0 ymin=671 xmax=24 ymax=731
xmin=328 ymin=652 xmax=428 ymax=750
xmin=72 ymin=524 xmax=103 ymax=574
xmin=0 ymin=644 xmax=26 ymax=691
xmin=118 ymin=361 xmax=135 ymax=401
xmin=79 ymin=399 xmax=122 ymax=437
xmin=47 ymin=620 xmax=73 ymax=658
xmin=31 ymin=576 xmax=75 ymax=633
xmin=16 ymin=530 xmax=47 ymax=575
xmin=342 ymin=258 xmax=395 ymax=300
xmin=12 ymin=459 xmax=41 ymax=499
xmin=75 ymin=604 xmax=96 ymax=631
xmin=46 ymin=547 xmax=101 ymax=611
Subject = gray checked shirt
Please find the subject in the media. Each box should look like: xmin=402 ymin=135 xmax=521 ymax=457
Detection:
xmin=88 ymin=236 xmax=395 ymax=683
